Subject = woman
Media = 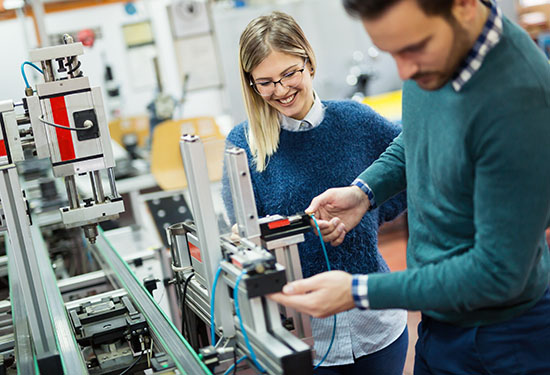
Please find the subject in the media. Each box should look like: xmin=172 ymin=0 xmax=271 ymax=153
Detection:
xmin=222 ymin=11 xmax=408 ymax=375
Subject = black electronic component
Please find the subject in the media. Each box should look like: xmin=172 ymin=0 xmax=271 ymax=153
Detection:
xmin=69 ymin=296 xmax=147 ymax=349
xmin=241 ymin=268 xmax=287 ymax=298
xmin=73 ymin=109 xmax=99 ymax=141
xmin=143 ymin=277 xmax=160 ymax=297
xmin=199 ymin=346 xmax=219 ymax=371
xmin=259 ymin=212 xmax=311 ymax=242
xmin=150 ymin=352 xmax=175 ymax=372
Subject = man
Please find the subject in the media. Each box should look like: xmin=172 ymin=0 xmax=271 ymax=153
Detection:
xmin=270 ymin=0 xmax=550 ymax=373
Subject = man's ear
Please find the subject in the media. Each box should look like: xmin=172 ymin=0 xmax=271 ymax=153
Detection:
xmin=451 ymin=0 xmax=478 ymax=25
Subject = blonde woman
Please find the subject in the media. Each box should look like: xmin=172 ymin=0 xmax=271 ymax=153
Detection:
xmin=222 ymin=12 xmax=408 ymax=374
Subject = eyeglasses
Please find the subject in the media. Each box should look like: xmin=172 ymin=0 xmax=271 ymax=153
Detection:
xmin=250 ymin=58 xmax=308 ymax=97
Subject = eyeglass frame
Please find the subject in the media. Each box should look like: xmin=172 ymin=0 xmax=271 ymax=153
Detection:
xmin=249 ymin=58 xmax=309 ymax=97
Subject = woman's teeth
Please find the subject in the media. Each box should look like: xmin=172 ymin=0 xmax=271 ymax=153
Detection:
xmin=280 ymin=94 xmax=295 ymax=104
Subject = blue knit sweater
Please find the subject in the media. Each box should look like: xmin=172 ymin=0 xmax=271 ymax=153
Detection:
xmin=222 ymin=100 xmax=406 ymax=278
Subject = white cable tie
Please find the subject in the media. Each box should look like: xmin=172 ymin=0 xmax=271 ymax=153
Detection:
xmin=171 ymin=264 xmax=193 ymax=273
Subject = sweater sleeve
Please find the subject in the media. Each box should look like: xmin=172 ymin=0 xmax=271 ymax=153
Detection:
xmin=367 ymin=109 xmax=550 ymax=312
xmin=357 ymin=132 xmax=407 ymax=207
xmin=364 ymin=115 xmax=408 ymax=225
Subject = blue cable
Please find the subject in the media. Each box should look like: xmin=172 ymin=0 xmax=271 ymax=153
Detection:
xmin=223 ymin=355 xmax=248 ymax=375
xmin=310 ymin=214 xmax=337 ymax=369
xmin=20 ymin=61 xmax=44 ymax=89
xmin=210 ymin=265 xmax=223 ymax=347
xmin=234 ymin=270 xmax=266 ymax=373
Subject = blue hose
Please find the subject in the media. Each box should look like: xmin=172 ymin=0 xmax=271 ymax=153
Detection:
xmin=210 ymin=266 xmax=223 ymax=346
xmin=234 ymin=270 xmax=266 ymax=373
xmin=310 ymin=214 xmax=337 ymax=369
xmin=20 ymin=61 xmax=43 ymax=89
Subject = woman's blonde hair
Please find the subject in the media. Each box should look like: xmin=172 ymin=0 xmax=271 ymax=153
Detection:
xmin=239 ymin=11 xmax=317 ymax=172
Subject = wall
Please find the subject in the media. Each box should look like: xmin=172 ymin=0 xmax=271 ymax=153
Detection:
xmin=0 ymin=15 xmax=38 ymax=103
xmin=0 ymin=0 xmax=519 ymax=126
xmin=0 ymin=0 xmax=227 ymax=122
xmin=212 ymin=0 xmax=403 ymax=125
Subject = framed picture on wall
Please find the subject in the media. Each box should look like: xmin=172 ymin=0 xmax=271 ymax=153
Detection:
xmin=168 ymin=1 xmax=211 ymax=39
xmin=122 ymin=20 xmax=155 ymax=48
xmin=173 ymin=34 xmax=222 ymax=91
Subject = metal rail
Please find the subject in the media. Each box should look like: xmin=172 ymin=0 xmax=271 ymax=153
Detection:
xmin=93 ymin=229 xmax=211 ymax=375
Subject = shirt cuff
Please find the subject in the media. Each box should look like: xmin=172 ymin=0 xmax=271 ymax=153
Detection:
xmin=351 ymin=178 xmax=377 ymax=210
xmin=352 ymin=274 xmax=370 ymax=310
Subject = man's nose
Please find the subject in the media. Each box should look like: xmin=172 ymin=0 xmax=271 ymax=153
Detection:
xmin=394 ymin=55 xmax=419 ymax=81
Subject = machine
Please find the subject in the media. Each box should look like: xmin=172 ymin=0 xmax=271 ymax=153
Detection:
xmin=167 ymin=135 xmax=316 ymax=375
xmin=0 ymin=36 xmax=211 ymax=375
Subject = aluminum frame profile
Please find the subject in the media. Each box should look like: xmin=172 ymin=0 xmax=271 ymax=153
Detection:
xmin=92 ymin=231 xmax=211 ymax=375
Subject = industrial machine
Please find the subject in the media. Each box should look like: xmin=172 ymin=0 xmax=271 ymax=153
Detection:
xmin=167 ymin=135 xmax=315 ymax=375
xmin=0 ymin=36 xmax=211 ymax=375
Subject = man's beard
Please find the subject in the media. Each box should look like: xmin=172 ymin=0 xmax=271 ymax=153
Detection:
xmin=412 ymin=19 xmax=471 ymax=90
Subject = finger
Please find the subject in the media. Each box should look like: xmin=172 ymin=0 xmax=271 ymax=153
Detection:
xmin=281 ymin=275 xmax=324 ymax=295
xmin=330 ymin=228 xmax=347 ymax=246
xmin=311 ymin=218 xmax=337 ymax=234
xmin=268 ymin=292 xmax=319 ymax=316
xmin=318 ymin=222 xmax=345 ymax=243
xmin=230 ymin=233 xmax=241 ymax=243
xmin=319 ymin=217 xmax=340 ymax=229
xmin=305 ymin=191 xmax=330 ymax=215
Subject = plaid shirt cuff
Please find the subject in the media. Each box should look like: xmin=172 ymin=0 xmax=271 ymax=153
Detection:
xmin=352 ymin=274 xmax=370 ymax=310
xmin=352 ymin=178 xmax=377 ymax=210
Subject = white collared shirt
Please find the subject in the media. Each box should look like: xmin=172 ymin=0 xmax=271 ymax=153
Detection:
xmin=279 ymin=90 xmax=325 ymax=131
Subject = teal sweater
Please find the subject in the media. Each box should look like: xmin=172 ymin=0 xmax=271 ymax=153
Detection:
xmin=359 ymin=17 xmax=550 ymax=326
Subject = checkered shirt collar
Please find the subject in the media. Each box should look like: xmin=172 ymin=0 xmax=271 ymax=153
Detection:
xmin=451 ymin=0 xmax=503 ymax=92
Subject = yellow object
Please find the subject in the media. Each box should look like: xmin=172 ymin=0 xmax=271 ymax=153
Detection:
xmin=109 ymin=116 xmax=150 ymax=148
xmin=122 ymin=21 xmax=154 ymax=47
xmin=362 ymin=90 xmax=402 ymax=121
xmin=151 ymin=117 xmax=225 ymax=191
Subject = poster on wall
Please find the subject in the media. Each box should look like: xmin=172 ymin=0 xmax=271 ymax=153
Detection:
xmin=168 ymin=1 xmax=211 ymax=39
xmin=122 ymin=21 xmax=155 ymax=47
xmin=122 ymin=21 xmax=158 ymax=90
xmin=174 ymin=34 xmax=222 ymax=91
xmin=127 ymin=45 xmax=157 ymax=90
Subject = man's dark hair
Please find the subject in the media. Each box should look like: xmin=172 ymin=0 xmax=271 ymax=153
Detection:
xmin=343 ymin=0 xmax=454 ymax=20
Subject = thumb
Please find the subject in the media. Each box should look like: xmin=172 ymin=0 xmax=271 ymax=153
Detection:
xmin=282 ymin=276 xmax=320 ymax=295
xmin=306 ymin=192 xmax=327 ymax=215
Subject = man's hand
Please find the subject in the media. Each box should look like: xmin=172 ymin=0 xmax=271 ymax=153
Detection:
xmin=306 ymin=186 xmax=371 ymax=246
xmin=268 ymin=271 xmax=355 ymax=318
